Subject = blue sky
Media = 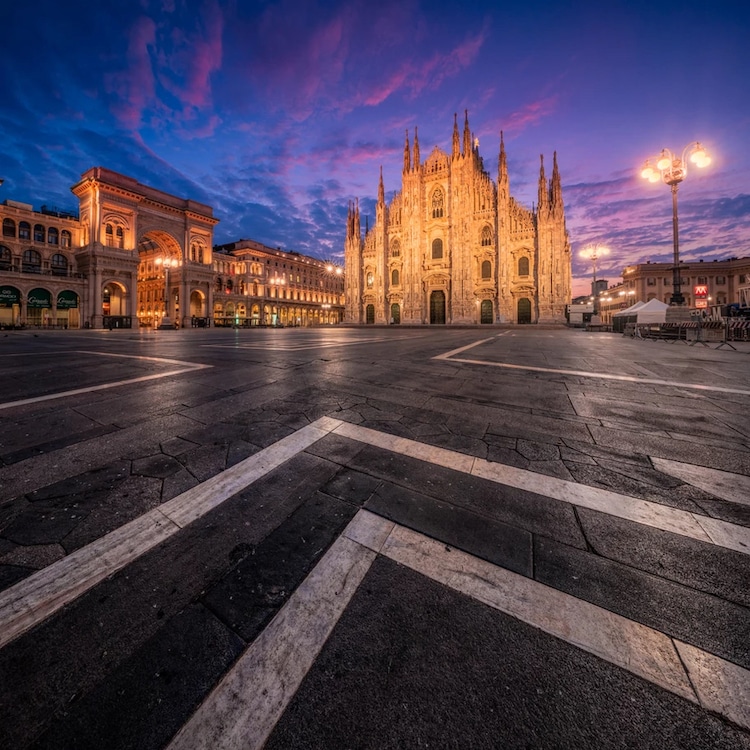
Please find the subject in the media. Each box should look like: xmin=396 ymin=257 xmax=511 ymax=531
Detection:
xmin=1 ymin=0 xmax=749 ymax=295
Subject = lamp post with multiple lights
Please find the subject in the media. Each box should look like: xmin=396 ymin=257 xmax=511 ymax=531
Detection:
xmin=579 ymin=245 xmax=610 ymax=314
xmin=154 ymin=256 xmax=181 ymax=329
xmin=640 ymin=142 xmax=711 ymax=306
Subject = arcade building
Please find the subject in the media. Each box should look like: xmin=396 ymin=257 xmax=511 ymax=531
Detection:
xmin=0 ymin=168 xmax=344 ymax=329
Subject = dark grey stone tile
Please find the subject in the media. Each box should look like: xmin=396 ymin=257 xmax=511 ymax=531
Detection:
xmin=320 ymin=469 xmax=382 ymax=506
xmin=366 ymin=483 xmax=533 ymax=576
xmin=534 ymin=536 xmax=750 ymax=668
xmin=577 ymin=508 xmax=750 ymax=608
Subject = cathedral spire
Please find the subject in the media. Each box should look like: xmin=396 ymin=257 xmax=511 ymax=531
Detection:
xmin=413 ymin=126 xmax=420 ymax=170
xmin=354 ymin=198 xmax=360 ymax=239
xmin=403 ymin=130 xmax=411 ymax=173
xmin=551 ymin=151 xmax=563 ymax=209
xmin=498 ymin=131 xmax=509 ymax=201
xmin=452 ymin=113 xmax=460 ymax=159
xmin=378 ymin=166 xmax=385 ymax=206
xmin=463 ymin=110 xmax=472 ymax=157
xmin=537 ymin=154 xmax=548 ymax=209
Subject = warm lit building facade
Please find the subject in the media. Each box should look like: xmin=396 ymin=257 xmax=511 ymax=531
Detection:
xmin=1 ymin=168 xmax=343 ymax=329
xmin=345 ymin=112 xmax=572 ymax=325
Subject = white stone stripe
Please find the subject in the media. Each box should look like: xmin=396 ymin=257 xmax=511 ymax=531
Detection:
xmin=332 ymin=421 xmax=750 ymax=555
xmin=653 ymin=456 xmax=750 ymax=508
xmin=439 ymin=355 xmax=750 ymax=396
xmin=380 ymin=522 xmax=750 ymax=731
xmin=167 ymin=510 xmax=750 ymax=748
xmin=166 ymin=532 xmax=376 ymax=750
xmin=0 ymin=417 xmax=343 ymax=650
xmin=0 ymin=351 xmax=213 ymax=411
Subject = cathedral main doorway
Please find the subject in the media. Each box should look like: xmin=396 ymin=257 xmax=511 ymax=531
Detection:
xmin=480 ymin=299 xmax=493 ymax=324
xmin=430 ymin=290 xmax=446 ymax=324
xmin=390 ymin=303 xmax=400 ymax=324
xmin=517 ymin=298 xmax=532 ymax=324
xmin=366 ymin=304 xmax=375 ymax=324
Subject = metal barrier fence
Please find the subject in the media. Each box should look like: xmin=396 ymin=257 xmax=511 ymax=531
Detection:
xmin=625 ymin=319 xmax=749 ymax=350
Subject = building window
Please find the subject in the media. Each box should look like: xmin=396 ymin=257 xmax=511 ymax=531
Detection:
xmin=22 ymin=248 xmax=42 ymax=273
xmin=2 ymin=218 xmax=16 ymax=237
xmin=391 ymin=269 xmax=400 ymax=286
xmin=518 ymin=257 xmax=530 ymax=276
xmin=116 ymin=226 xmax=124 ymax=248
xmin=480 ymin=226 xmax=492 ymax=246
xmin=697 ymin=276 xmax=707 ymax=284
xmin=60 ymin=230 xmax=71 ymax=247
xmin=391 ymin=240 xmax=400 ymax=257
xmin=432 ymin=238 xmax=443 ymax=259
xmin=51 ymin=253 xmax=68 ymax=276
xmin=34 ymin=224 xmax=45 ymax=243
xmin=105 ymin=224 xmax=114 ymax=247
xmin=481 ymin=260 xmax=492 ymax=279
xmin=431 ymin=188 xmax=444 ymax=218
xmin=19 ymin=222 xmax=30 ymax=240
xmin=647 ymin=278 xmax=656 ymax=286
xmin=48 ymin=227 xmax=59 ymax=245
xmin=0 ymin=245 xmax=11 ymax=269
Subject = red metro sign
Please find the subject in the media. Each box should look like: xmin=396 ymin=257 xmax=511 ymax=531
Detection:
xmin=694 ymin=284 xmax=708 ymax=298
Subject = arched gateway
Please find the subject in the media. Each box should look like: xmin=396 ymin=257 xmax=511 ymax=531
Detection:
xmin=71 ymin=167 xmax=218 ymax=329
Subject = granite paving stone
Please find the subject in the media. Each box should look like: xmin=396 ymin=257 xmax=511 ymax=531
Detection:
xmin=534 ymin=536 xmax=750 ymax=669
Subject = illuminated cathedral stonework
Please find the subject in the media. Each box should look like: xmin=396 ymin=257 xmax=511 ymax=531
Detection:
xmin=344 ymin=112 xmax=572 ymax=325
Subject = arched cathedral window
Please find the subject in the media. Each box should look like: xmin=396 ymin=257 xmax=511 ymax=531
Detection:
xmin=431 ymin=188 xmax=444 ymax=219
xmin=518 ymin=257 xmax=530 ymax=276
xmin=432 ymin=238 xmax=443 ymax=260
xmin=390 ymin=240 xmax=400 ymax=258
xmin=481 ymin=226 xmax=493 ymax=246
xmin=481 ymin=260 xmax=492 ymax=279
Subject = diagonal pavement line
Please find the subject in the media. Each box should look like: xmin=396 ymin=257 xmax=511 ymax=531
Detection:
xmin=166 ymin=510 xmax=750 ymax=748
xmin=331 ymin=421 xmax=750 ymax=555
xmin=166 ymin=521 xmax=378 ymax=750
xmin=0 ymin=417 xmax=344 ymax=651
xmin=0 ymin=351 xmax=213 ymax=411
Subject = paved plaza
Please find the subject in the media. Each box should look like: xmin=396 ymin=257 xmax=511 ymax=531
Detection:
xmin=1 ymin=325 xmax=749 ymax=749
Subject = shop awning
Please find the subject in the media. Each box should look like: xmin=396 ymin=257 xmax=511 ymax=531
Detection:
xmin=0 ymin=286 xmax=20 ymax=308
xmin=56 ymin=290 xmax=79 ymax=309
xmin=27 ymin=288 xmax=52 ymax=308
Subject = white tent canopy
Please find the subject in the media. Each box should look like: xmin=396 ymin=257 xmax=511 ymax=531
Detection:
xmin=636 ymin=298 xmax=669 ymax=324
xmin=612 ymin=301 xmax=645 ymax=317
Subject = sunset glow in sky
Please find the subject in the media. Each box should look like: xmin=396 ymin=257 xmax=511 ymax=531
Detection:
xmin=2 ymin=0 xmax=749 ymax=296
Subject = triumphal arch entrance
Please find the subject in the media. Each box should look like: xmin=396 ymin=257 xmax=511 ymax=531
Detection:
xmin=71 ymin=168 xmax=218 ymax=329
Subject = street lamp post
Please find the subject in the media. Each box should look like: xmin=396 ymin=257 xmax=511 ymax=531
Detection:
xmin=155 ymin=256 xmax=180 ymax=329
xmin=579 ymin=245 xmax=610 ymax=315
xmin=640 ymin=142 xmax=711 ymax=306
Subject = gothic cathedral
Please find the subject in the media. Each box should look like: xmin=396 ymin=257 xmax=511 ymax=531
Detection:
xmin=344 ymin=112 xmax=572 ymax=325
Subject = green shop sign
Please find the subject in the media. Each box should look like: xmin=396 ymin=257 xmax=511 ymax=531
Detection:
xmin=0 ymin=286 xmax=20 ymax=307
xmin=56 ymin=290 xmax=79 ymax=309
xmin=27 ymin=288 xmax=52 ymax=308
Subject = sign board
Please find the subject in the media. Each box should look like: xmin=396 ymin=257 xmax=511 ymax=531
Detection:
xmin=694 ymin=284 xmax=708 ymax=298
xmin=695 ymin=299 xmax=708 ymax=309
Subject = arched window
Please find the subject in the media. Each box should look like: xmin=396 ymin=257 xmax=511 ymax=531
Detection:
xmin=0 ymin=245 xmax=11 ymax=269
xmin=19 ymin=222 xmax=30 ymax=240
xmin=226 ymin=278 xmax=233 ymax=292
xmin=390 ymin=240 xmax=401 ymax=258
xmin=481 ymin=260 xmax=492 ymax=279
xmin=116 ymin=226 xmax=124 ymax=248
xmin=481 ymin=226 xmax=492 ymax=246
xmin=60 ymin=230 xmax=71 ymax=247
xmin=51 ymin=253 xmax=68 ymax=276
xmin=431 ymin=188 xmax=445 ymax=218
xmin=518 ymin=256 xmax=530 ymax=276
xmin=34 ymin=224 xmax=45 ymax=243
xmin=191 ymin=244 xmax=197 ymax=262
xmin=105 ymin=224 xmax=114 ymax=247
xmin=2 ymin=218 xmax=16 ymax=237
xmin=431 ymin=238 xmax=443 ymax=259
xmin=216 ymin=277 xmax=223 ymax=291
xmin=22 ymin=248 xmax=42 ymax=273
xmin=199 ymin=247 xmax=204 ymax=263
xmin=48 ymin=227 xmax=59 ymax=245
xmin=391 ymin=269 xmax=400 ymax=286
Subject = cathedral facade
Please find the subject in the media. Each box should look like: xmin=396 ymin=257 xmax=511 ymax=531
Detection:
xmin=344 ymin=112 xmax=572 ymax=325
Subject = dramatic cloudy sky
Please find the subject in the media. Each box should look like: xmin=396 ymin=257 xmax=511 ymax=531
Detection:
xmin=1 ymin=0 xmax=748 ymax=295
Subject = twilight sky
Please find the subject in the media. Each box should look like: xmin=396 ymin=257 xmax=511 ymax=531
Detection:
xmin=1 ymin=0 xmax=749 ymax=296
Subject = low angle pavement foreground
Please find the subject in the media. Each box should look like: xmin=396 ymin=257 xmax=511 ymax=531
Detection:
xmin=1 ymin=325 xmax=749 ymax=749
